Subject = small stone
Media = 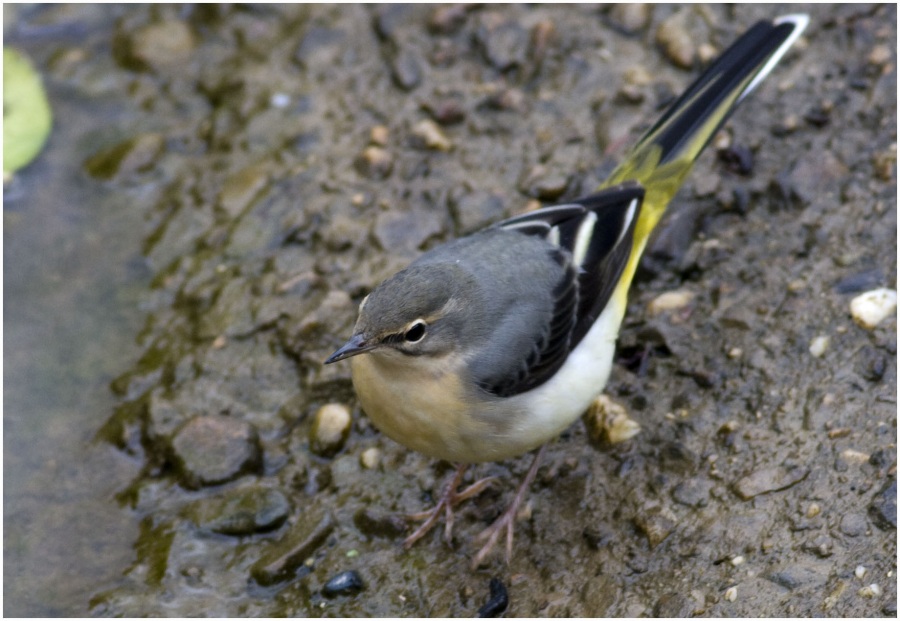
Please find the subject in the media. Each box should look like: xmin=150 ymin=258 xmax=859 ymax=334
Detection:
xmin=850 ymin=288 xmax=897 ymax=329
xmin=733 ymin=466 xmax=809 ymax=500
xmin=647 ymin=289 xmax=694 ymax=316
xmin=187 ymin=487 xmax=290 ymax=536
xmin=83 ymin=133 xmax=164 ymax=181
xmin=411 ymin=119 xmax=453 ymax=151
xmin=841 ymin=449 xmax=870 ymax=464
xmin=724 ymin=586 xmax=737 ymax=602
xmin=369 ymin=125 xmax=389 ymax=146
xmin=353 ymin=507 xmax=407 ymax=538
xmin=608 ymin=4 xmax=651 ymax=34
xmin=310 ymin=403 xmax=352 ymax=458
xmin=373 ymin=207 xmax=444 ymax=253
xmin=858 ymin=584 xmax=882 ymax=598
xmin=359 ymin=447 xmax=381 ymax=470
xmin=672 ymin=478 xmax=712 ymax=508
xmin=656 ymin=12 xmax=695 ymax=69
xmin=808 ymin=335 xmax=830 ymax=358
xmin=322 ymin=570 xmax=365 ymax=597
xmin=633 ymin=506 xmax=676 ymax=548
xmin=450 ymin=190 xmax=506 ymax=234
xmin=250 ymin=512 xmax=335 ymax=586
xmin=855 ymin=565 xmax=867 ymax=580
xmin=767 ymin=565 xmax=827 ymax=590
xmin=583 ymin=394 xmax=641 ymax=445
xmin=806 ymin=503 xmax=821 ymax=518
xmin=731 ymin=556 xmax=745 ymax=566
xmin=428 ymin=4 xmax=469 ymax=34
xmin=123 ymin=20 xmax=196 ymax=72
xmin=868 ymin=480 xmax=897 ymax=530
xmin=171 ymin=415 xmax=262 ymax=489
xmin=217 ymin=163 xmax=271 ymax=217
xmin=476 ymin=15 xmax=528 ymax=71
xmin=390 ymin=48 xmax=422 ymax=91
xmin=697 ymin=42 xmax=717 ymax=64
xmin=423 ymin=96 xmax=466 ymax=125
xmin=354 ymin=146 xmax=393 ymax=179
xmin=653 ymin=592 xmax=694 ymax=617
xmin=868 ymin=44 xmax=892 ymax=66
xmin=839 ymin=512 xmax=868 ymax=537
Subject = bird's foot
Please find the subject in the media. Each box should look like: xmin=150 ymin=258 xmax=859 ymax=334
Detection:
xmin=404 ymin=463 xmax=497 ymax=549
xmin=470 ymin=445 xmax=546 ymax=569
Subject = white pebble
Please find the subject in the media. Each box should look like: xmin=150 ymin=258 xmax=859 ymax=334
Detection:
xmin=584 ymin=395 xmax=641 ymax=444
xmin=808 ymin=335 xmax=830 ymax=358
xmin=858 ymin=583 xmax=881 ymax=598
xmin=270 ymin=92 xmax=291 ymax=108
xmin=730 ymin=555 xmax=745 ymax=566
xmin=850 ymin=288 xmax=897 ymax=329
xmin=359 ymin=446 xmax=382 ymax=470
xmin=412 ymin=119 xmax=453 ymax=151
xmin=647 ymin=289 xmax=694 ymax=316
xmin=310 ymin=403 xmax=352 ymax=457
xmin=855 ymin=565 xmax=867 ymax=580
xmin=724 ymin=586 xmax=737 ymax=602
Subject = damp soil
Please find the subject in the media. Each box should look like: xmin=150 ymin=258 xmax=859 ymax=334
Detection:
xmin=4 ymin=4 xmax=896 ymax=617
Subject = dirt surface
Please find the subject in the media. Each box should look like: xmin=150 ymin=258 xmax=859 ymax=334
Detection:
xmin=5 ymin=4 xmax=896 ymax=617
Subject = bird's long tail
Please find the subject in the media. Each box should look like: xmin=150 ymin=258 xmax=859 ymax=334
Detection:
xmin=606 ymin=14 xmax=808 ymax=298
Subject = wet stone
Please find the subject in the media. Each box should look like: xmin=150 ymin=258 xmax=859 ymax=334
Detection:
xmin=83 ymin=133 xmax=164 ymax=180
xmin=374 ymin=207 xmax=444 ymax=253
xmin=608 ymin=4 xmax=651 ymax=34
xmin=428 ymin=4 xmax=469 ymax=35
xmin=476 ymin=15 xmax=529 ymax=71
xmin=838 ymin=512 xmax=868 ymax=537
xmin=766 ymin=564 xmax=827 ymax=591
xmin=450 ymin=190 xmax=506 ymax=234
xmin=217 ymin=163 xmax=271 ymax=218
xmin=733 ymin=466 xmax=809 ymax=500
xmin=868 ymin=480 xmax=897 ymax=530
xmin=633 ymin=506 xmax=676 ymax=548
xmin=121 ymin=20 xmax=196 ymax=72
xmin=251 ymin=511 xmax=335 ymax=587
xmin=654 ymin=592 xmax=694 ymax=618
xmin=171 ymin=415 xmax=262 ymax=489
xmin=655 ymin=12 xmax=695 ymax=69
xmin=322 ymin=570 xmax=365 ymax=598
xmin=187 ymin=487 xmax=290 ymax=536
xmin=390 ymin=48 xmax=422 ymax=91
xmin=672 ymin=478 xmax=712 ymax=508
xmin=309 ymin=403 xmax=352 ymax=458
xmin=354 ymin=146 xmax=393 ymax=179
xmin=353 ymin=507 xmax=407 ymax=538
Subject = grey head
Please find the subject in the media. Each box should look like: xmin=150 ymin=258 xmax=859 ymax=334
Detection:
xmin=324 ymin=262 xmax=483 ymax=364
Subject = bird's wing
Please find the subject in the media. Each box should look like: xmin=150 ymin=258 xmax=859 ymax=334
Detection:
xmin=480 ymin=182 xmax=643 ymax=397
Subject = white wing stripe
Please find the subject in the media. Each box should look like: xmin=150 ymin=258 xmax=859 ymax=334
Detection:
xmin=571 ymin=211 xmax=597 ymax=268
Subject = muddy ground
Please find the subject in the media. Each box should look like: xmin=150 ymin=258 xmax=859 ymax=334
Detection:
xmin=4 ymin=3 xmax=896 ymax=617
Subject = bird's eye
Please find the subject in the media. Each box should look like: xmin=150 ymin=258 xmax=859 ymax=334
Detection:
xmin=404 ymin=321 xmax=427 ymax=343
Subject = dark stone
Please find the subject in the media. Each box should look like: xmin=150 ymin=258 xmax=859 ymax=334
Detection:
xmin=171 ymin=415 xmax=262 ymax=489
xmin=250 ymin=512 xmax=335 ymax=586
xmin=391 ymin=48 xmax=422 ymax=91
xmin=322 ymin=570 xmax=365 ymax=597
xmin=834 ymin=268 xmax=885 ymax=294
xmin=353 ymin=507 xmax=408 ymax=538
xmin=672 ymin=478 xmax=712 ymax=508
xmin=869 ymin=480 xmax=897 ymax=530
xmin=766 ymin=564 xmax=827 ymax=590
xmin=187 ymin=487 xmax=290 ymax=536
xmin=476 ymin=577 xmax=509 ymax=618
xmin=477 ymin=16 xmax=528 ymax=71
xmin=654 ymin=592 xmax=694 ymax=617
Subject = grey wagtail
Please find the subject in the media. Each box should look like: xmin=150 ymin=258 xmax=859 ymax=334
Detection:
xmin=326 ymin=14 xmax=809 ymax=567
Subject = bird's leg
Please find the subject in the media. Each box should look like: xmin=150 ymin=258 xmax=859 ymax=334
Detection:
xmin=471 ymin=444 xmax=546 ymax=569
xmin=404 ymin=463 xmax=497 ymax=549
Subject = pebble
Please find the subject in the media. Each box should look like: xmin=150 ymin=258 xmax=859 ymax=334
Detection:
xmin=647 ymin=289 xmax=694 ymax=316
xmin=849 ymin=288 xmax=896 ymax=329
xmin=83 ymin=132 xmax=165 ymax=181
xmin=655 ymin=12 xmax=695 ymax=69
xmin=724 ymin=586 xmax=737 ymax=602
xmin=476 ymin=14 xmax=528 ymax=71
xmin=476 ymin=577 xmax=509 ymax=618
xmin=808 ymin=335 xmax=830 ymax=358
xmin=171 ymin=415 xmax=262 ymax=489
xmin=390 ymin=48 xmax=422 ymax=91
xmin=653 ymin=592 xmax=694 ymax=617
xmin=868 ymin=480 xmax=897 ymax=530
xmin=839 ymin=512 xmax=868 ymax=537
xmin=322 ymin=570 xmax=365 ymax=597
xmin=608 ymin=4 xmax=651 ymax=34
xmin=411 ymin=119 xmax=453 ymax=151
xmin=733 ymin=466 xmax=809 ymax=500
xmin=671 ymin=478 xmax=712 ymax=508
xmin=858 ymin=584 xmax=881 ymax=598
xmin=369 ymin=125 xmax=389 ymax=146
xmin=423 ymin=95 xmax=466 ymax=125
xmin=218 ymin=163 xmax=271 ymax=217
xmin=124 ymin=20 xmax=196 ymax=72
xmin=855 ymin=565 xmax=867 ymax=580
xmin=250 ymin=511 xmax=335 ymax=586
xmin=187 ymin=487 xmax=290 ymax=536
xmin=354 ymin=146 xmax=394 ymax=179
xmin=353 ymin=507 xmax=408 ymax=538
xmin=359 ymin=446 xmax=381 ymax=470
xmin=583 ymin=394 xmax=641 ymax=445
xmin=633 ymin=506 xmax=676 ymax=548
xmin=867 ymin=44 xmax=892 ymax=66
xmin=428 ymin=4 xmax=469 ymax=35
xmin=309 ymin=403 xmax=352 ymax=458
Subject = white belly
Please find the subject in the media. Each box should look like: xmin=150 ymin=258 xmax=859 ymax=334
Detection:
xmin=350 ymin=293 xmax=627 ymax=463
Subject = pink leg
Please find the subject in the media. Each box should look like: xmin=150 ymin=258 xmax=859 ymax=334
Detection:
xmin=404 ymin=463 xmax=497 ymax=549
xmin=471 ymin=445 xmax=546 ymax=568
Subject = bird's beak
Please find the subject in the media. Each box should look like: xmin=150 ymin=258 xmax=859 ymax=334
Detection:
xmin=324 ymin=334 xmax=376 ymax=364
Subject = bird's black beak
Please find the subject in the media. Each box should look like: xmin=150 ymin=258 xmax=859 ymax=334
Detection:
xmin=324 ymin=334 xmax=376 ymax=364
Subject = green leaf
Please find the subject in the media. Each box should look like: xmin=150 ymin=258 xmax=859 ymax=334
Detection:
xmin=4 ymin=47 xmax=53 ymax=176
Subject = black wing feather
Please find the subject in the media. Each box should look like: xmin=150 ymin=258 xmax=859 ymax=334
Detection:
xmin=482 ymin=182 xmax=643 ymax=398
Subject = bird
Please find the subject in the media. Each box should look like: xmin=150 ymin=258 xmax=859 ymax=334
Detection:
xmin=325 ymin=14 xmax=809 ymax=567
